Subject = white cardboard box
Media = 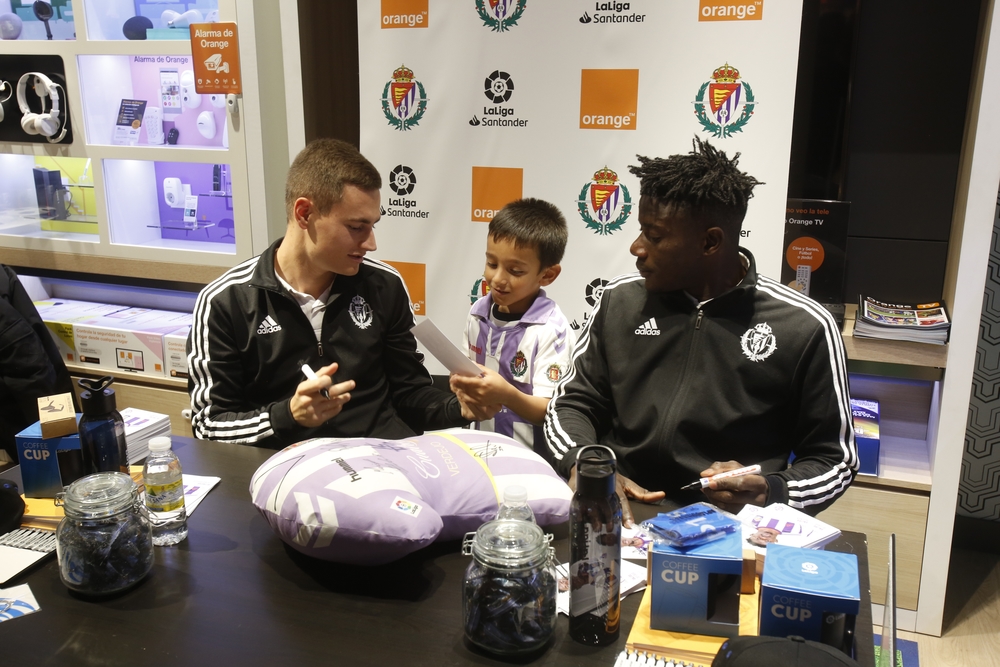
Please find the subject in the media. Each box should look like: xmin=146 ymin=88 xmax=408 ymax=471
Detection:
xmin=34 ymin=299 xmax=132 ymax=363
xmin=163 ymin=325 xmax=191 ymax=379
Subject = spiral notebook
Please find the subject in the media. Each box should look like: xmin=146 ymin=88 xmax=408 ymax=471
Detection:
xmin=0 ymin=528 xmax=57 ymax=586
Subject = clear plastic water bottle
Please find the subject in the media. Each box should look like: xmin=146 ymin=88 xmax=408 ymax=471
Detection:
xmin=496 ymin=485 xmax=535 ymax=523
xmin=142 ymin=436 xmax=188 ymax=546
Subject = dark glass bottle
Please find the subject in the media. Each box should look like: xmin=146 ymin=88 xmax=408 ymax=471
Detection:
xmin=568 ymin=445 xmax=622 ymax=646
xmin=77 ymin=377 xmax=128 ymax=475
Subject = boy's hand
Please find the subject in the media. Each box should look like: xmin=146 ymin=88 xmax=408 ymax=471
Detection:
xmin=449 ymin=366 xmax=513 ymax=406
xmin=454 ymin=389 xmax=501 ymax=421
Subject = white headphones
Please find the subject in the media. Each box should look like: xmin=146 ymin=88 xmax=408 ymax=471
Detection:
xmin=17 ymin=71 xmax=67 ymax=142
xmin=0 ymin=80 xmax=12 ymax=123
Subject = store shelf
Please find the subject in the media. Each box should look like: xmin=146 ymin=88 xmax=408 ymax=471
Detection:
xmin=67 ymin=362 xmax=187 ymax=391
xmin=841 ymin=304 xmax=948 ymax=371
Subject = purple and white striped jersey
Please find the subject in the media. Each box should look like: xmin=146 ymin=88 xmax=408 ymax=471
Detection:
xmin=463 ymin=289 xmax=574 ymax=453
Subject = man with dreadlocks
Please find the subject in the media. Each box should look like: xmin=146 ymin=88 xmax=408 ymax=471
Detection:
xmin=544 ymin=138 xmax=855 ymax=525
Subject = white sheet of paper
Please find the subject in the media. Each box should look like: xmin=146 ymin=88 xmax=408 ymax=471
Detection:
xmin=411 ymin=319 xmax=482 ymax=377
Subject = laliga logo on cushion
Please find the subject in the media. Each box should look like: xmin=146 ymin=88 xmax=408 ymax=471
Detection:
xmin=476 ymin=0 xmax=526 ymax=32
xmin=381 ymin=64 xmax=428 ymax=131
xmin=381 ymin=0 xmax=428 ymax=28
xmin=693 ymin=62 xmax=756 ymax=139
xmin=576 ymin=166 xmax=632 ymax=236
xmin=470 ymin=166 xmax=523 ymax=222
xmin=579 ymin=69 xmax=639 ymax=130
xmin=698 ymin=0 xmax=763 ymax=21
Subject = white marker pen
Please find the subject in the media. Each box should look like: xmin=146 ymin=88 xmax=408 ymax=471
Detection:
xmin=301 ymin=364 xmax=329 ymax=399
xmin=680 ymin=464 xmax=762 ymax=491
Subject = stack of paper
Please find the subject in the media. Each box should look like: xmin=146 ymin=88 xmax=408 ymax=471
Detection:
xmin=120 ymin=407 xmax=171 ymax=463
xmin=854 ymin=295 xmax=950 ymax=345
xmin=736 ymin=503 xmax=841 ymax=574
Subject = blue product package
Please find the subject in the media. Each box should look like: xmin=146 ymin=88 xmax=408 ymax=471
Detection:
xmin=759 ymin=544 xmax=860 ymax=650
xmin=643 ymin=502 xmax=740 ymax=548
xmin=648 ymin=530 xmax=744 ymax=637
xmin=850 ymin=398 xmax=880 ymax=476
xmin=15 ymin=417 xmax=82 ymax=498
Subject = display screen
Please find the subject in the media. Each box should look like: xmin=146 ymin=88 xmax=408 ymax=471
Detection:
xmin=159 ymin=69 xmax=181 ymax=113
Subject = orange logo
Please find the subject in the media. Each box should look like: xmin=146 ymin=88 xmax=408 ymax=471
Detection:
xmin=698 ymin=0 xmax=763 ymax=21
xmin=471 ymin=166 xmax=523 ymax=222
xmin=579 ymin=69 xmax=639 ymax=130
xmin=383 ymin=261 xmax=427 ymax=316
xmin=381 ymin=0 xmax=428 ymax=28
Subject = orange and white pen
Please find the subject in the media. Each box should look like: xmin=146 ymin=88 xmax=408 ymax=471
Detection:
xmin=681 ymin=464 xmax=762 ymax=491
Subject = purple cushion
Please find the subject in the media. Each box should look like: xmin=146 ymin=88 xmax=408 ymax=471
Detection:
xmin=249 ymin=430 xmax=571 ymax=565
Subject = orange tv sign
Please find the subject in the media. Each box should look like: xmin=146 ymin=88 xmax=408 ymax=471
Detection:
xmin=580 ymin=69 xmax=639 ymax=130
xmin=381 ymin=0 xmax=428 ymax=28
xmin=190 ymin=22 xmax=242 ymax=94
xmin=383 ymin=261 xmax=427 ymax=316
xmin=699 ymin=1 xmax=763 ymax=21
xmin=471 ymin=167 xmax=523 ymax=222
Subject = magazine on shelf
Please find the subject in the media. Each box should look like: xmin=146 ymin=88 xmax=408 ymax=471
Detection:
xmin=736 ymin=503 xmax=841 ymax=574
xmin=853 ymin=295 xmax=950 ymax=344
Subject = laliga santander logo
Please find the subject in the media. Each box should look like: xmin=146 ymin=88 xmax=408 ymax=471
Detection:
xmin=476 ymin=0 xmax=526 ymax=32
xmin=577 ymin=166 xmax=632 ymax=236
xmin=693 ymin=62 xmax=756 ymax=139
xmin=382 ymin=64 xmax=428 ymax=131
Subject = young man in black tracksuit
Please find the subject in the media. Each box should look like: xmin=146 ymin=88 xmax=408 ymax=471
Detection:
xmin=543 ymin=138 xmax=856 ymax=523
xmin=188 ymin=139 xmax=491 ymax=448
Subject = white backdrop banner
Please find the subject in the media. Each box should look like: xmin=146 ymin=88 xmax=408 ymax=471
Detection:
xmin=359 ymin=0 xmax=803 ymax=374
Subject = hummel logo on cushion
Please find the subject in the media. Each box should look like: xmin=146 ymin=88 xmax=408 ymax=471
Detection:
xmin=634 ymin=317 xmax=660 ymax=335
xmin=257 ymin=315 xmax=282 ymax=335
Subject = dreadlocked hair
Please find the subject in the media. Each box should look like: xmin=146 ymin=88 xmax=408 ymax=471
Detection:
xmin=628 ymin=136 xmax=764 ymax=229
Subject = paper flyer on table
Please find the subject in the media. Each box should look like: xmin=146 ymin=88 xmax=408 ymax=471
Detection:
xmin=183 ymin=474 xmax=221 ymax=514
xmin=0 ymin=584 xmax=41 ymax=622
xmin=410 ymin=319 xmax=482 ymax=377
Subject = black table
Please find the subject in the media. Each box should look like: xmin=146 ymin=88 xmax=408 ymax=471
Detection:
xmin=0 ymin=438 xmax=875 ymax=666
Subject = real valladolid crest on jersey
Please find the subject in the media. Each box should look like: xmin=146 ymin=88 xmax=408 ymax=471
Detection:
xmin=741 ymin=322 xmax=777 ymax=362
xmin=349 ymin=296 xmax=374 ymax=330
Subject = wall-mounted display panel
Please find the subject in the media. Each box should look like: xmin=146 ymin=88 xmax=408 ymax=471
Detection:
xmin=0 ymin=153 xmax=97 ymax=241
xmin=78 ymin=54 xmax=227 ymax=149
xmin=104 ymin=158 xmax=234 ymax=253
xmin=0 ymin=0 xmax=76 ymax=41
xmin=83 ymin=0 xmax=218 ymax=41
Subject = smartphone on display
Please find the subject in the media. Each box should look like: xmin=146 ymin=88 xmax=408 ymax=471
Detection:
xmin=160 ymin=69 xmax=181 ymax=114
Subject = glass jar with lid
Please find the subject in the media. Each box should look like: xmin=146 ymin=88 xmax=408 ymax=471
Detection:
xmin=55 ymin=472 xmax=153 ymax=595
xmin=462 ymin=519 xmax=557 ymax=654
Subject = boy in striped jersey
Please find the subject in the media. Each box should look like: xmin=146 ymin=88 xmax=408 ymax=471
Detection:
xmin=450 ymin=199 xmax=574 ymax=456
xmin=545 ymin=138 xmax=856 ymax=525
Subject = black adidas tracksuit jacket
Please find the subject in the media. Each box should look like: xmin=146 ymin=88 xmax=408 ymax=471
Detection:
xmin=544 ymin=249 xmax=857 ymax=514
xmin=188 ymin=239 xmax=465 ymax=448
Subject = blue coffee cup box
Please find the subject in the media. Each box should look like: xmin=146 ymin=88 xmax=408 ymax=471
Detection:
xmin=15 ymin=416 xmax=83 ymax=498
xmin=649 ymin=530 xmax=744 ymax=638
xmin=759 ymin=544 xmax=860 ymax=643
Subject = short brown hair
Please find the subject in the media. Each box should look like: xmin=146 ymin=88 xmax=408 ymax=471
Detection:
xmin=285 ymin=138 xmax=382 ymax=219
xmin=489 ymin=198 xmax=568 ymax=269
